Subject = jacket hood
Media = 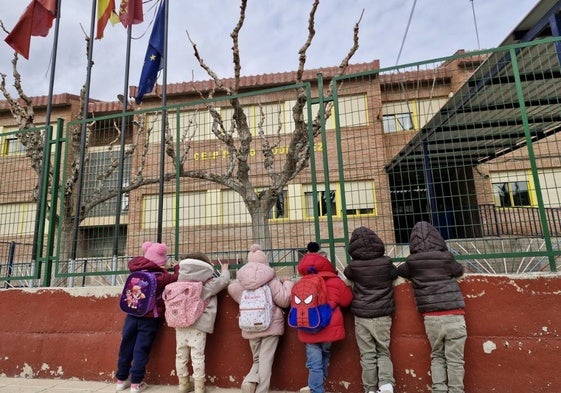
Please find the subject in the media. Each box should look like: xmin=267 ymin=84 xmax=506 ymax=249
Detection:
xmin=128 ymin=256 xmax=163 ymax=272
xmin=348 ymin=226 xmax=385 ymax=260
xmin=178 ymin=258 xmax=215 ymax=282
xmin=409 ymin=221 xmax=448 ymax=254
xmin=236 ymin=262 xmax=275 ymax=290
xmin=297 ymin=252 xmax=336 ymax=276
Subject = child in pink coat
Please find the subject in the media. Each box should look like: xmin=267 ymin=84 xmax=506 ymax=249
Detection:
xmin=228 ymin=244 xmax=294 ymax=393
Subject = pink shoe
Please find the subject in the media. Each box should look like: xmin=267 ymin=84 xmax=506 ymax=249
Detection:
xmin=115 ymin=378 xmax=131 ymax=391
xmin=130 ymin=381 xmax=148 ymax=393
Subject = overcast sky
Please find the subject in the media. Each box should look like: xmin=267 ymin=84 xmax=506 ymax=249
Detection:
xmin=0 ymin=0 xmax=540 ymax=102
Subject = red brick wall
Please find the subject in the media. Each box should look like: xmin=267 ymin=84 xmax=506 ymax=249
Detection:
xmin=0 ymin=275 xmax=559 ymax=393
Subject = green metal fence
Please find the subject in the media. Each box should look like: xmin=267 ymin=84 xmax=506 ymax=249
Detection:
xmin=2 ymin=37 xmax=561 ymax=287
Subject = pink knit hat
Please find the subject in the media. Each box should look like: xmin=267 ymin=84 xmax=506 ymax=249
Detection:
xmin=247 ymin=244 xmax=268 ymax=264
xmin=142 ymin=241 xmax=168 ymax=266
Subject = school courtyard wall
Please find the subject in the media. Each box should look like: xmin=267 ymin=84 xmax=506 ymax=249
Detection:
xmin=0 ymin=274 xmax=559 ymax=393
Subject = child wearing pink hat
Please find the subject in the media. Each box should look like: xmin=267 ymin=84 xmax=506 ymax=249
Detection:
xmin=228 ymin=244 xmax=294 ymax=393
xmin=115 ymin=241 xmax=179 ymax=393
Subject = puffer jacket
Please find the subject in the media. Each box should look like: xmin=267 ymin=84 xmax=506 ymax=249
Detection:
xmin=397 ymin=221 xmax=465 ymax=314
xmin=344 ymin=226 xmax=398 ymax=318
xmin=176 ymin=258 xmax=230 ymax=334
xmin=128 ymin=256 xmax=179 ymax=318
xmin=228 ymin=260 xmax=294 ymax=339
xmin=295 ymin=252 xmax=353 ymax=344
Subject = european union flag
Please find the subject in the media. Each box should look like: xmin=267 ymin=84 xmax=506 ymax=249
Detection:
xmin=135 ymin=1 xmax=165 ymax=104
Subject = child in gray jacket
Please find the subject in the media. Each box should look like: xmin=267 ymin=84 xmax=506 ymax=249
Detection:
xmin=174 ymin=252 xmax=229 ymax=393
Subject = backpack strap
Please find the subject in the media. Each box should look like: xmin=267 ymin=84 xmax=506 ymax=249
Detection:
xmin=151 ymin=271 xmax=165 ymax=318
xmin=317 ymin=270 xmax=337 ymax=279
xmin=315 ymin=271 xmax=339 ymax=310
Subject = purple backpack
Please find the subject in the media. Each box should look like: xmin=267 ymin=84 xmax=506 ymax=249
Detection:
xmin=119 ymin=270 xmax=160 ymax=317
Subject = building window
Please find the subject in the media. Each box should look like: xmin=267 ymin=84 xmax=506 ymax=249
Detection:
xmin=0 ymin=203 xmax=36 ymax=235
xmin=83 ymin=150 xmax=131 ymax=217
xmin=142 ymin=194 xmax=175 ymax=229
xmin=493 ymin=181 xmax=531 ymax=207
xmin=337 ymin=94 xmax=369 ymax=128
xmin=249 ymin=103 xmax=291 ymax=136
xmin=382 ymin=113 xmax=413 ymax=133
xmin=269 ymin=190 xmax=288 ymax=219
xmin=2 ymin=137 xmax=25 ymax=155
xmin=78 ymin=225 xmax=127 ymax=258
xmin=382 ymin=98 xmax=447 ymax=133
xmin=90 ymin=116 xmax=134 ymax=147
xmin=344 ymin=181 xmax=376 ymax=216
xmin=305 ymin=187 xmax=337 ymax=217
xmin=222 ymin=190 xmax=251 ymax=225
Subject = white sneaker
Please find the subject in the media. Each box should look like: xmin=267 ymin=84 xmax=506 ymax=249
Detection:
xmin=377 ymin=383 xmax=394 ymax=393
xmin=299 ymin=387 xmax=311 ymax=393
xmin=241 ymin=382 xmax=257 ymax=393
xmin=115 ymin=378 xmax=131 ymax=392
xmin=130 ymin=381 xmax=149 ymax=393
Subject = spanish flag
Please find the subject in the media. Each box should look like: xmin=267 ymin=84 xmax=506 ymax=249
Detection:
xmin=4 ymin=0 xmax=57 ymax=60
xmin=96 ymin=0 xmax=120 ymax=40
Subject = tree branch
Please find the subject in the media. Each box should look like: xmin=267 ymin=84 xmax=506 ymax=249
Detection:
xmin=230 ymin=0 xmax=247 ymax=92
xmin=186 ymin=29 xmax=229 ymax=96
xmin=296 ymin=0 xmax=319 ymax=84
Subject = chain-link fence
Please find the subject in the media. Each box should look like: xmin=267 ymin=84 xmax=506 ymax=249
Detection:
xmin=2 ymin=38 xmax=561 ymax=287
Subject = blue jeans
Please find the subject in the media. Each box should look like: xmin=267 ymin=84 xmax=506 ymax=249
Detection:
xmin=305 ymin=342 xmax=332 ymax=393
xmin=116 ymin=315 xmax=160 ymax=384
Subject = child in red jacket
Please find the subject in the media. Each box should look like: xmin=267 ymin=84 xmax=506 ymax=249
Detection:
xmin=295 ymin=247 xmax=353 ymax=393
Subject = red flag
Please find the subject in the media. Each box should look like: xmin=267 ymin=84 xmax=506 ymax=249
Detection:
xmin=4 ymin=0 xmax=57 ymax=60
xmin=119 ymin=0 xmax=144 ymax=28
xmin=96 ymin=0 xmax=118 ymax=40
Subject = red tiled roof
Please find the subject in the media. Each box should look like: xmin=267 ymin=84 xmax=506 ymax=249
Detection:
xmin=0 ymin=93 xmax=83 ymax=111
xmin=88 ymin=100 xmax=124 ymax=113
xmin=87 ymin=61 xmax=381 ymax=113
xmin=379 ymin=67 xmax=453 ymax=85
xmin=3 ymin=58 xmax=475 ymax=114
xmin=129 ymin=60 xmax=381 ymax=102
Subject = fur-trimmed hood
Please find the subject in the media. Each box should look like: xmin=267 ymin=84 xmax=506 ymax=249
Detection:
xmin=178 ymin=258 xmax=215 ymax=282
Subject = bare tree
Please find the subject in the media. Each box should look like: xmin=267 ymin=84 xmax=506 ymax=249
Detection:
xmin=0 ymin=0 xmax=361 ymax=258
xmin=179 ymin=0 xmax=361 ymax=248
xmin=0 ymin=46 xmax=164 ymax=262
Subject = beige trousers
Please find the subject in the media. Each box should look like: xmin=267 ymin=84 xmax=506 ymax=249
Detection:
xmin=175 ymin=326 xmax=207 ymax=381
xmin=243 ymin=335 xmax=280 ymax=393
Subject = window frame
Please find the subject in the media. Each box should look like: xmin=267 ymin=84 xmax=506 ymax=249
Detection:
xmin=492 ymin=180 xmax=532 ymax=207
xmin=382 ymin=112 xmax=413 ymax=133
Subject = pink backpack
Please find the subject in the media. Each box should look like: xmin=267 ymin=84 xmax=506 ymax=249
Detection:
xmin=163 ymin=281 xmax=207 ymax=328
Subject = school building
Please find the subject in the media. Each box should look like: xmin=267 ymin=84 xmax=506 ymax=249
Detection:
xmin=0 ymin=0 xmax=561 ymax=282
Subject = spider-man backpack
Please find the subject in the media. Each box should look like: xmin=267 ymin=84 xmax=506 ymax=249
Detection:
xmin=288 ymin=273 xmax=332 ymax=332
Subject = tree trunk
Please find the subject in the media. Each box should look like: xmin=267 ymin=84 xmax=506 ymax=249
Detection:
xmin=249 ymin=205 xmax=272 ymax=250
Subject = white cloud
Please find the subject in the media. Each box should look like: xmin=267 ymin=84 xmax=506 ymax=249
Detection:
xmin=0 ymin=0 xmax=540 ymax=101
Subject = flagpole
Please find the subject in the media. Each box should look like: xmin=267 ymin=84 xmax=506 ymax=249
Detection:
xmin=70 ymin=0 xmax=97 ymax=286
xmin=33 ymin=0 xmax=62 ymax=287
xmin=156 ymin=0 xmax=169 ymax=243
xmin=112 ymin=24 xmax=132 ymax=283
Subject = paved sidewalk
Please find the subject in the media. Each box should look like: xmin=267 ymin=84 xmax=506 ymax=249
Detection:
xmin=0 ymin=376 xmax=298 ymax=392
